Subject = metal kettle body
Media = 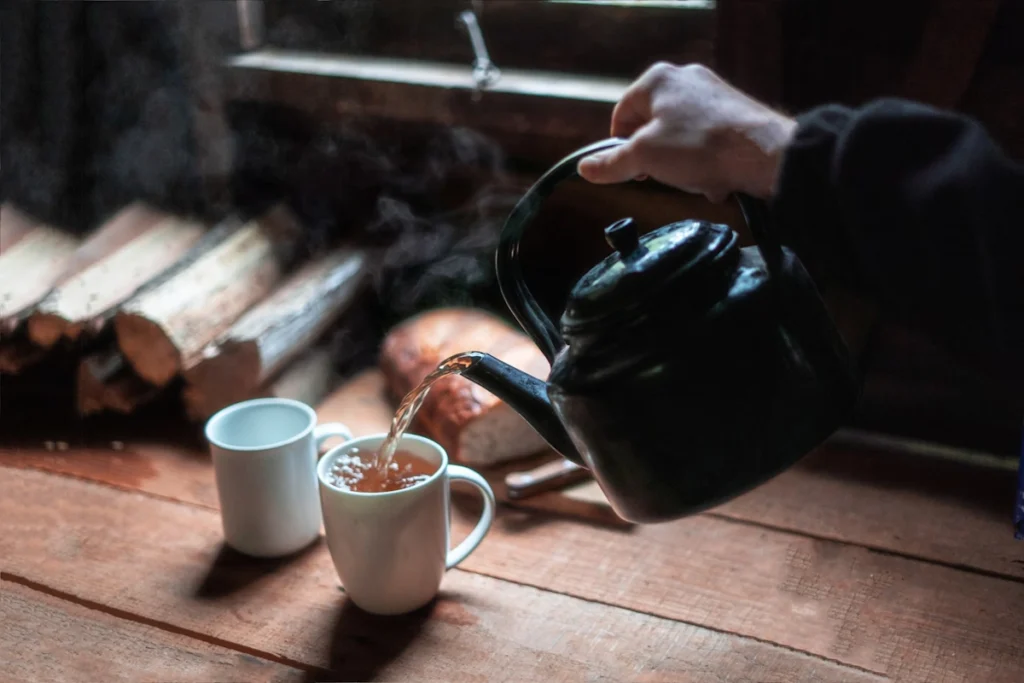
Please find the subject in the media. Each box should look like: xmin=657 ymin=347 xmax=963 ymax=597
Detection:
xmin=460 ymin=139 xmax=860 ymax=524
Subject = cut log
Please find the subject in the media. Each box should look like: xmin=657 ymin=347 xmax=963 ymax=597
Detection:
xmin=0 ymin=220 xmax=81 ymax=336
xmin=183 ymin=346 xmax=339 ymax=422
xmin=0 ymin=203 xmax=38 ymax=252
xmin=180 ymin=248 xmax=366 ymax=420
xmin=27 ymin=204 xmax=205 ymax=348
xmin=76 ymin=350 xmax=160 ymax=416
xmin=267 ymin=346 xmax=338 ymax=407
xmin=0 ymin=335 xmax=46 ymax=375
xmin=114 ymin=205 xmax=301 ymax=388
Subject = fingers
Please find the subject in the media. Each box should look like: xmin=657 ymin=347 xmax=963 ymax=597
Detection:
xmin=578 ymin=130 xmax=648 ymax=184
xmin=608 ymin=61 xmax=672 ymax=138
xmin=609 ymin=91 xmax=650 ymax=139
xmin=577 ymin=120 xmax=655 ymax=184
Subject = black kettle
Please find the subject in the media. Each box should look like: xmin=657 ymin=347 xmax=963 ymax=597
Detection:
xmin=460 ymin=138 xmax=860 ymax=523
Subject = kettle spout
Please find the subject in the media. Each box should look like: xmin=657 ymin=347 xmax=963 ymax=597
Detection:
xmin=460 ymin=352 xmax=584 ymax=466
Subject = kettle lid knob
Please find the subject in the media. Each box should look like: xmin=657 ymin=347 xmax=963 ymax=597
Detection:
xmin=604 ymin=218 xmax=641 ymax=257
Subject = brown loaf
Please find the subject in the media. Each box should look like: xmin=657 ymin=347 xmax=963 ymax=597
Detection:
xmin=379 ymin=307 xmax=551 ymax=466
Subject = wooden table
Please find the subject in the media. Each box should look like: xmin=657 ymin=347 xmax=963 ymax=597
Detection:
xmin=3 ymin=422 xmax=1024 ymax=681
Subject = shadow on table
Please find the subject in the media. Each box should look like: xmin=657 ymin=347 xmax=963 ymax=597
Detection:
xmin=303 ymin=595 xmax=434 ymax=682
xmin=194 ymin=540 xmax=322 ymax=599
xmin=807 ymin=442 xmax=1018 ymax=520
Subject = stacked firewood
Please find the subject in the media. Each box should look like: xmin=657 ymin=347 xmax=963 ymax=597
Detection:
xmin=0 ymin=201 xmax=369 ymax=421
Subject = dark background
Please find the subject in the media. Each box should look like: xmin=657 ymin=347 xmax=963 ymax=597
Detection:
xmin=2 ymin=0 xmax=1021 ymax=454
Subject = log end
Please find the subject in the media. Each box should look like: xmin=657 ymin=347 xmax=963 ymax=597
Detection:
xmin=27 ymin=312 xmax=71 ymax=349
xmin=181 ymin=342 xmax=262 ymax=421
xmin=76 ymin=351 xmax=161 ymax=416
xmin=114 ymin=312 xmax=181 ymax=387
xmin=0 ymin=338 xmax=46 ymax=375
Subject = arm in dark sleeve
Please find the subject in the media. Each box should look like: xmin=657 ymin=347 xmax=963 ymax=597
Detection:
xmin=771 ymin=97 xmax=1024 ymax=387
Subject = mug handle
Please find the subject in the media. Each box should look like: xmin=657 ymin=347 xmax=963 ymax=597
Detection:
xmin=445 ymin=465 xmax=496 ymax=569
xmin=313 ymin=423 xmax=353 ymax=456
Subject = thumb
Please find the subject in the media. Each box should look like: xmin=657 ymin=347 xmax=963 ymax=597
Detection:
xmin=577 ymin=141 xmax=644 ymax=184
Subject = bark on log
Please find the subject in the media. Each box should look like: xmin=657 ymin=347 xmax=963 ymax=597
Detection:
xmin=0 ymin=221 xmax=81 ymax=336
xmin=28 ymin=204 xmax=205 ymax=348
xmin=181 ymin=248 xmax=366 ymax=421
xmin=76 ymin=349 xmax=160 ymax=416
xmin=0 ymin=203 xmax=38 ymax=253
xmin=113 ymin=205 xmax=301 ymax=388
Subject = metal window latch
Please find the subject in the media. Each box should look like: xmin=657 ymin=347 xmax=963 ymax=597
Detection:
xmin=457 ymin=10 xmax=501 ymax=93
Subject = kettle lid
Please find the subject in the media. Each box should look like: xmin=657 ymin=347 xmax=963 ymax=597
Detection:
xmin=562 ymin=217 xmax=738 ymax=331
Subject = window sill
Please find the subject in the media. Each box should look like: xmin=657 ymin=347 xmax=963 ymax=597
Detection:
xmin=223 ymin=49 xmax=630 ymax=162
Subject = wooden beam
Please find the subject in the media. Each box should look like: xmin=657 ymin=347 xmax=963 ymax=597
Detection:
xmin=114 ymin=205 xmax=301 ymax=387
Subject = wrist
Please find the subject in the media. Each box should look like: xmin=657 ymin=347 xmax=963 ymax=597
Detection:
xmin=743 ymin=114 xmax=797 ymax=198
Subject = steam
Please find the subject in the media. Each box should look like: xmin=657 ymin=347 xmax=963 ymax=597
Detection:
xmin=5 ymin=1 xmax=521 ymax=377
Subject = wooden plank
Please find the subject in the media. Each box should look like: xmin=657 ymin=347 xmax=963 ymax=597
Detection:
xmin=5 ymin=378 xmax=1021 ymax=581
xmin=0 ymin=444 xmax=219 ymax=509
xmin=0 ymin=581 xmax=299 ymax=683
xmin=3 ymin=451 xmax=1024 ymax=679
xmin=713 ymin=439 xmax=1022 ymax=574
xmin=447 ymin=514 xmax=1024 ymax=681
xmin=0 ymin=468 xmax=880 ymax=683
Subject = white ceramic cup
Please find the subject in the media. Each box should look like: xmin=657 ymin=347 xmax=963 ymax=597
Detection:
xmin=205 ymin=397 xmax=352 ymax=558
xmin=317 ymin=433 xmax=496 ymax=615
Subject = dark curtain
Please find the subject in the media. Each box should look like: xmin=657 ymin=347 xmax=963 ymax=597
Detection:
xmin=1 ymin=0 xmax=203 ymax=234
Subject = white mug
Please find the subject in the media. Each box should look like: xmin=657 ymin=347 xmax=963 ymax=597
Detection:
xmin=317 ymin=433 xmax=496 ymax=615
xmin=205 ymin=397 xmax=352 ymax=558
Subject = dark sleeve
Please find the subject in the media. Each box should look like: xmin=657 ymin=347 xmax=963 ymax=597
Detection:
xmin=771 ymin=97 xmax=1024 ymax=386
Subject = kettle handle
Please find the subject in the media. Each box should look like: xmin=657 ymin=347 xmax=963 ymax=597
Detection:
xmin=496 ymin=137 xmax=782 ymax=363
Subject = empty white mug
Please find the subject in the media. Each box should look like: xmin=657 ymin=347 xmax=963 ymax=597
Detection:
xmin=205 ymin=397 xmax=352 ymax=558
xmin=317 ymin=433 xmax=496 ymax=615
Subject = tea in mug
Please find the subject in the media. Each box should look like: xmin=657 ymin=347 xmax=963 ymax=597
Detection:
xmin=328 ymin=447 xmax=436 ymax=493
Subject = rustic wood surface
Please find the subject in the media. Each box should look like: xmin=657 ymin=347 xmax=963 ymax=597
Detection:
xmin=3 ymin=369 xmax=1023 ymax=681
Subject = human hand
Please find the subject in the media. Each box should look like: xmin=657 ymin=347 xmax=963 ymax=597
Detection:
xmin=577 ymin=63 xmax=797 ymax=201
